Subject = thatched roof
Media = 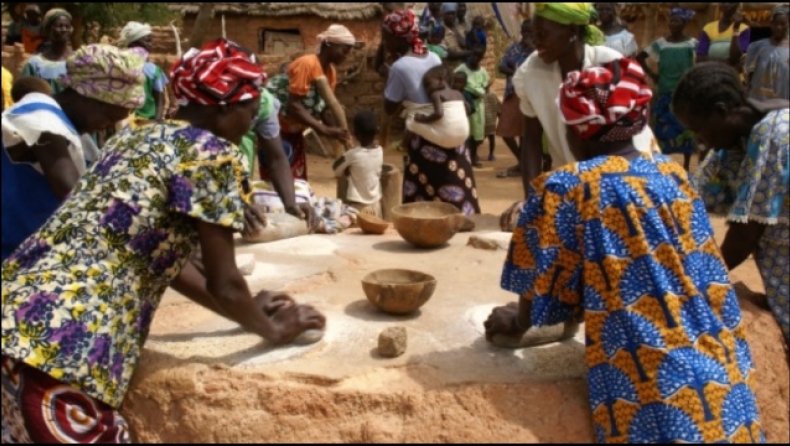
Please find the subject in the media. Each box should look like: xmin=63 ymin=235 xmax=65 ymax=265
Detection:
xmin=169 ymin=3 xmax=383 ymax=21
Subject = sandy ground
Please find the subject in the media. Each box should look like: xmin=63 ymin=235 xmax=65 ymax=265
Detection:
xmin=123 ymin=81 xmax=780 ymax=443
xmin=304 ymin=134 xmax=764 ymax=296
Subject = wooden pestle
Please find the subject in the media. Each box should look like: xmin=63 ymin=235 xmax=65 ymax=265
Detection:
xmin=315 ymin=75 xmax=353 ymax=200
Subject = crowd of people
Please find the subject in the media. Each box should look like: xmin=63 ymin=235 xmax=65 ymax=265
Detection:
xmin=1 ymin=2 xmax=787 ymax=444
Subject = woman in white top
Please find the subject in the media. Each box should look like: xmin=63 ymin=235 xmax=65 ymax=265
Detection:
xmin=503 ymin=3 xmax=658 ymax=230
xmin=596 ymin=3 xmax=639 ymax=57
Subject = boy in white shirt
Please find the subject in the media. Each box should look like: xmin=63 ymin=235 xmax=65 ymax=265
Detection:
xmin=333 ymin=111 xmax=384 ymax=217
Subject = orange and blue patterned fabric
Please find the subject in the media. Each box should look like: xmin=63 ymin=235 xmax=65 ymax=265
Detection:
xmin=502 ymin=153 xmax=765 ymax=443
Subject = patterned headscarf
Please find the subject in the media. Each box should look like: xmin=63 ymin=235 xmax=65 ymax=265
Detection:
xmin=59 ymin=44 xmax=146 ymax=109
xmin=669 ymin=8 xmax=696 ymax=24
xmin=170 ymin=39 xmax=264 ymax=106
xmin=383 ymin=10 xmax=427 ymax=55
xmin=534 ymin=3 xmax=606 ymax=46
xmin=559 ymin=58 xmax=653 ymax=142
xmin=42 ymin=8 xmax=72 ymax=32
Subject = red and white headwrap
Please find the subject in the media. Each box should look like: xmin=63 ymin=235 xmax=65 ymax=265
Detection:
xmin=170 ymin=39 xmax=264 ymax=106
xmin=383 ymin=10 xmax=427 ymax=56
xmin=559 ymin=58 xmax=653 ymax=142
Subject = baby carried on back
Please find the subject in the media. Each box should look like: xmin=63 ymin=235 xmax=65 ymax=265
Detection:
xmin=403 ymin=65 xmax=470 ymax=149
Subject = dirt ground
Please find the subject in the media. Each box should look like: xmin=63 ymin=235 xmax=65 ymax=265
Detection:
xmin=304 ymin=134 xmax=765 ymax=297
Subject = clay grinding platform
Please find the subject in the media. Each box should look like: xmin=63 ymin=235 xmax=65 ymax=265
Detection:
xmin=121 ymin=215 xmax=789 ymax=443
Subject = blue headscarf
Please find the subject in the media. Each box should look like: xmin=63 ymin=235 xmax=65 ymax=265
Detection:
xmin=669 ymin=8 xmax=695 ymax=24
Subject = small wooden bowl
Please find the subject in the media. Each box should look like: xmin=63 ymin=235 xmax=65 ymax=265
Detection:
xmin=357 ymin=213 xmax=390 ymax=235
xmin=362 ymin=269 xmax=437 ymax=315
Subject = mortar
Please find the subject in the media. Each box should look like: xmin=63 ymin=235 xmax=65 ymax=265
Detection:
xmin=391 ymin=202 xmax=465 ymax=248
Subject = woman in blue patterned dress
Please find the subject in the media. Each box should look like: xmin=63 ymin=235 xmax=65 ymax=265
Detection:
xmin=1 ymin=39 xmax=325 ymax=443
xmin=486 ymin=58 xmax=764 ymax=443
xmin=674 ymin=62 xmax=790 ymax=348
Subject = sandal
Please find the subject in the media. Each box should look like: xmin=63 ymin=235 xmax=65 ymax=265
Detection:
xmin=490 ymin=321 xmax=580 ymax=349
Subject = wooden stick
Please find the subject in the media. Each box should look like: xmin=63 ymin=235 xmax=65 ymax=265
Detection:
xmin=314 ymin=75 xmax=352 ymax=159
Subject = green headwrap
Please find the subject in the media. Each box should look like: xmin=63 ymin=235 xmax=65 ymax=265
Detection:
xmin=534 ymin=3 xmax=605 ymax=46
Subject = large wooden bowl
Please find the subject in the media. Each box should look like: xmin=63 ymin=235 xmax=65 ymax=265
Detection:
xmin=391 ymin=202 xmax=465 ymax=248
xmin=361 ymin=269 xmax=437 ymax=315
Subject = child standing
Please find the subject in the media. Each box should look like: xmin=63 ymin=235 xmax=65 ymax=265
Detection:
xmin=426 ymin=25 xmax=448 ymax=62
xmin=483 ymin=84 xmax=501 ymax=161
xmin=332 ymin=111 xmax=384 ymax=217
xmin=455 ymin=46 xmax=489 ymax=168
xmin=465 ymin=16 xmax=488 ymax=51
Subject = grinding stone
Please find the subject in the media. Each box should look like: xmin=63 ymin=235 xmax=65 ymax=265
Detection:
xmin=292 ymin=329 xmax=325 ymax=346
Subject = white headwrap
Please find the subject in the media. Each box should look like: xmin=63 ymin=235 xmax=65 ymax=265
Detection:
xmin=118 ymin=21 xmax=152 ymax=48
xmin=316 ymin=24 xmax=356 ymax=53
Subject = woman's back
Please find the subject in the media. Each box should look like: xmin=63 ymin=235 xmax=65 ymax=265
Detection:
xmin=2 ymin=121 xmax=249 ymax=408
xmin=504 ymin=153 xmax=762 ymax=443
xmin=385 ymin=52 xmax=442 ymax=105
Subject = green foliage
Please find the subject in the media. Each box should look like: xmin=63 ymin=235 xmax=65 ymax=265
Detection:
xmin=36 ymin=3 xmax=177 ymax=28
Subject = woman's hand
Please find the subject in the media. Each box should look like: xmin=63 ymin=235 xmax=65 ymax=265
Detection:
xmin=317 ymin=125 xmax=351 ymax=142
xmin=732 ymin=12 xmax=744 ymax=31
xmin=285 ymin=202 xmax=321 ymax=234
xmin=254 ymin=290 xmax=296 ymax=317
xmin=242 ymin=205 xmax=268 ymax=238
xmin=269 ymin=303 xmax=327 ymax=344
xmin=484 ymin=302 xmax=528 ymax=342
xmin=499 ymin=200 xmax=525 ymax=232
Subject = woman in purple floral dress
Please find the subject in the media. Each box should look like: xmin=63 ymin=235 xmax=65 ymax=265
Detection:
xmin=1 ymin=39 xmax=325 ymax=444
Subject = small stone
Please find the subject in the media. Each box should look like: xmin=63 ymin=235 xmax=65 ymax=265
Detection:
xmin=459 ymin=217 xmax=476 ymax=233
xmin=378 ymin=327 xmax=407 ymax=358
xmin=467 ymin=232 xmax=513 ymax=251
xmin=293 ymin=329 xmax=325 ymax=346
xmin=236 ymin=254 xmax=256 ymax=276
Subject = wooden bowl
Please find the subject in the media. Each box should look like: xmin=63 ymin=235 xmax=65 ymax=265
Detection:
xmin=391 ymin=202 xmax=464 ymax=248
xmin=357 ymin=213 xmax=389 ymax=235
xmin=361 ymin=269 xmax=437 ymax=315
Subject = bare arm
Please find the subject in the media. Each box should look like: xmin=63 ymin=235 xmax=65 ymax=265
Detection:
xmin=520 ymin=117 xmax=544 ymax=198
xmin=259 ymin=135 xmax=298 ymax=212
xmin=636 ymin=51 xmax=659 ymax=84
xmin=721 ymin=221 xmax=767 ymax=270
xmin=415 ymin=93 xmax=445 ymax=123
xmin=31 ymin=133 xmax=81 ymax=200
xmin=286 ymin=95 xmax=328 ymax=134
xmin=153 ymin=90 xmax=165 ymax=121
xmin=187 ymin=221 xmax=326 ymax=343
xmin=384 ymin=99 xmax=402 ymax=116
xmin=729 ymin=22 xmax=747 ymax=68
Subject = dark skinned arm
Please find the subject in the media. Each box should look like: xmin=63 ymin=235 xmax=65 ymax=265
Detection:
xmin=499 ymin=63 xmax=516 ymax=77
xmin=385 ymin=98 xmax=402 ymax=116
xmin=153 ymin=90 xmax=165 ymax=122
xmin=286 ymin=94 xmax=330 ymax=135
xmin=721 ymin=221 xmax=767 ymax=270
xmin=729 ymin=27 xmax=746 ymax=68
xmin=520 ymin=116 xmax=544 ymax=198
xmin=258 ymin=135 xmax=298 ymax=212
xmin=186 ymin=221 xmax=284 ymax=342
xmin=170 ymin=260 xmax=226 ymax=317
xmin=414 ymin=93 xmax=445 ymax=123
xmin=31 ymin=133 xmax=81 ymax=200
xmin=636 ymin=51 xmax=659 ymax=84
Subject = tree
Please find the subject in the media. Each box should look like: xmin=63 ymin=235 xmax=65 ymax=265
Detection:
xmin=186 ymin=3 xmax=216 ymax=50
xmin=26 ymin=3 xmax=177 ymax=47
